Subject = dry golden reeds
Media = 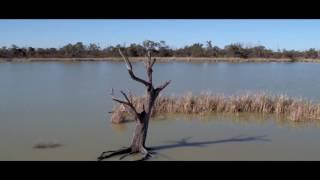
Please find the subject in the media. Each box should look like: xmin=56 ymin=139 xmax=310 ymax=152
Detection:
xmin=110 ymin=92 xmax=320 ymax=123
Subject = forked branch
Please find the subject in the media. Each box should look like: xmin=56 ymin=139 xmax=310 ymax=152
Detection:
xmin=112 ymin=90 xmax=138 ymax=116
xmin=143 ymin=50 xmax=152 ymax=68
xmin=118 ymin=49 xmax=150 ymax=87
xmin=145 ymin=50 xmax=157 ymax=84
xmin=147 ymin=51 xmax=156 ymax=67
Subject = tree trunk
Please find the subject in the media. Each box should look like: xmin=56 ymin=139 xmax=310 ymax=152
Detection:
xmin=130 ymin=119 xmax=148 ymax=152
xmin=130 ymin=91 xmax=155 ymax=152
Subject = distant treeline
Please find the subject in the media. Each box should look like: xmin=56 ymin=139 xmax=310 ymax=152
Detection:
xmin=1 ymin=40 xmax=320 ymax=59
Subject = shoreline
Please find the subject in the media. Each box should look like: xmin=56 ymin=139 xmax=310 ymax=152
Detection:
xmin=2 ymin=57 xmax=320 ymax=63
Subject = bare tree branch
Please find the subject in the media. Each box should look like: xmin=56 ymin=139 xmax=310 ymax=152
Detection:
xmin=151 ymin=58 xmax=156 ymax=67
xmin=142 ymin=59 xmax=148 ymax=68
xmin=147 ymin=50 xmax=151 ymax=62
xmin=112 ymin=90 xmax=138 ymax=116
xmin=128 ymin=71 xmax=150 ymax=86
xmin=118 ymin=48 xmax=151 ymax=87
xmin=110 ymin=88 xmax=114 ymax=96
xmin=112 ymin=97 xmax=129 ymax=105
xmin=127 ymin=89 xmax=134 ymax=104
xmin=143 ymin=50 xmax=155 ymax=84
xmin=156 ymin=80 xmax=171 ymax=92
xmin=118 ymin=49 xmax=132 ymax=70
xmin=120 ymin=90 xmax=131 ymax=104
xmin=143 ymin=50 xmax=152 ymax=69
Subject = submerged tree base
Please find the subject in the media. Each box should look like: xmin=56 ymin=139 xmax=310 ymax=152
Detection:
xmin=110 ymin=92 xmax=320 ymax=123
xmin=97 ymin=146 xmax=157 ymax=161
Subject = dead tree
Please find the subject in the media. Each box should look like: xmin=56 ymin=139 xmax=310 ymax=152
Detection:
xmin=98 ymin=49 xmax=171 ymax=161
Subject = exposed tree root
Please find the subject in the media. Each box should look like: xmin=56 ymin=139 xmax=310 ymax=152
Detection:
xmin=98 ymin=147 xmax=155 ymax=161
xmin=135 ymin=147 xmax=152 ymax=161
xmin=98 ymin=147 xmax=131 ymax=161
xmin=136 ymin=152 xmax=152 ymax=161
xmin=145 ymin=147 xmax=155 ymax=151
xmin=119 ymin=152 xmax=135 ymax=160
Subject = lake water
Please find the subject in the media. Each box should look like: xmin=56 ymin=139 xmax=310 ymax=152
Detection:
xmin=1 ymin=61 xmax=320 ymax=160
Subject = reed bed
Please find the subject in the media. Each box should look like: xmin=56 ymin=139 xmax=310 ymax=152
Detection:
xmin=110 ymin=92 xmax=320 ymax=124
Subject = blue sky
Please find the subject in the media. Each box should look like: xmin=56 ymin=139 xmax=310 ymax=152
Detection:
xmin=0 ymin=19 xmax=320 ymax=50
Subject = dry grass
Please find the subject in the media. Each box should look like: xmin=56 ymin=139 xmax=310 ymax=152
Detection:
xmin=111 ymin=92 xmax=320 ymax=123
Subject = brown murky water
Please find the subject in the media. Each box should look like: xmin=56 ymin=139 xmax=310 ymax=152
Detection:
xmin=1 ymin=61 xmax=320 ymax=160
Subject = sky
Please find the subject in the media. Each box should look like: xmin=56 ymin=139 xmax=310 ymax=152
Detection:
xmin=1 ymin=19 xmax=320 ymax=50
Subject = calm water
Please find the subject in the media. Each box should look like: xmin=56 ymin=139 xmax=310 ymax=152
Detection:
xmin=1 ymin=61 xmax=320 ymax=160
